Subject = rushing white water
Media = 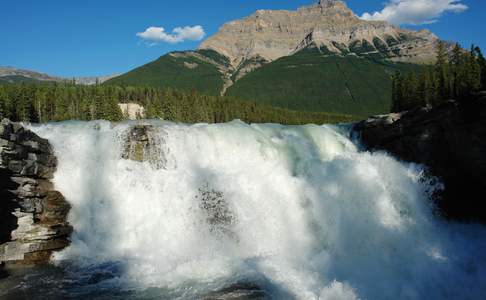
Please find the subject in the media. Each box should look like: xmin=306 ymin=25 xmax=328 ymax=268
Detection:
xmin=28 ymin=120 xmax=486 ymax=300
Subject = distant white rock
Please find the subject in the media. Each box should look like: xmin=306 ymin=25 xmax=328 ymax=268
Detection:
xmin=119 ymin=103 xmax=146 ymax=120
xmin=73 ymin=74 xmax=120 ymax=85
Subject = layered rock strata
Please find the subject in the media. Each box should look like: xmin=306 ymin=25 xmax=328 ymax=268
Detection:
xmin=200 ymin=0 xmax=438 ymax=67
xmin=0 ymin=119 xmax=72 ymax=265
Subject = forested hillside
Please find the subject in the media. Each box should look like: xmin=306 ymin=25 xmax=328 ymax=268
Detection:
xmin=105 ymin=50 xmax=226 ymax=96
xmin=0 ymin=84 xmax=358 ymax=124
xmin=227 ymin=46 xmax=421 ymax=116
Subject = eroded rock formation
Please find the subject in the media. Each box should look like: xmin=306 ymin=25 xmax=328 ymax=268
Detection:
xmin=354 ymin=93 xmax=486 ymax=222
xmin=0 ymin=119 xmax=72 ymax=265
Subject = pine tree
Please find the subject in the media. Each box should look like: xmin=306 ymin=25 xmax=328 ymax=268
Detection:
xmin=464 ymin=45 xmax=481 ymax=97
xmin=391 ymin=71 xmax=404 ymax=112
xmin=450 ymin=43 xmax=465 ymax=99
xmin=418 ymin=68 xmax=434 ymax=108
xmin=435 ymin=41 xmax=450 ymax=102
xmin=403 ymin=73 xmax=421 ymax=110
xmin=0 ymin=87 xmax=6 ymax=119
xmin=474 ymin=46 xmax=486 ymax=90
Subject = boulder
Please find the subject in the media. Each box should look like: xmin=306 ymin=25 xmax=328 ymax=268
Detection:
xmin=354 ymin=94 xmax=486 ymax=222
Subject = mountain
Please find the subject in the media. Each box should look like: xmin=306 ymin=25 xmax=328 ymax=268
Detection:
xmin=106 ymin=0 xmax=439 ymax=116
xmin=106 ymin=50 xmax=229 ymax=96
xmin=0 ymin=67 xmax=62 ymax=84
xmin=200 ymin=0 xmax=437 ymax=66
xmin=72 ymin=74 xmax=120 ymax=85
xmin=0 ymin=66 xmax=116 ymax=85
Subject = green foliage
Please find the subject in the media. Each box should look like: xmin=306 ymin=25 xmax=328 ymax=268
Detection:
xmin=474 ymin=46 xmax=486 ymax=90
xmin=0 ymin=83 xmax=124 ymax=122
xmin=135 ymin=87 xmax=359 ymax=124
xmin=197 ymin=49 xmax=231 ymax=67
xmin=0 ymin=83 xmax=359 ymax=124
xmin=227 ymin=48 xmax=420 ymax=116
xmin=349 ymin=39 xmax=376 ymax=56
xmin=391 ymin=43 xmax=483 ymax=112
xmin=105 ymin=52 xmax=224 ymax=95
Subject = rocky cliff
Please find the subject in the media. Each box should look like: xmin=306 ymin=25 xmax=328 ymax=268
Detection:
xmin=354 ymin=93 xmax=486 ymax=222
xmin=0 ymin=119 xmax=71 ymax=267
xmin=200 ymin=0 xmax=438 ymax=68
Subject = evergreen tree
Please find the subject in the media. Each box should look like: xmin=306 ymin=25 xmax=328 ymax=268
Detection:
xmin=450 ymin=43 xmax=466 ymax=99
xmin=0 ymin=88 xmax=7 ymax=119
xmin=0 ymin=83 xmax=358 ymax=125
xmin=475 ymin=46 xmax=486 ymax=90
xmin=418 ymin=68 xmax=434 ymax=108
xmin=464 ymin=45 xmax=481 ymax=96
xmin=391 ymin=71 xmax=403 ymax=112
xmin=435 ymin=41 xmax=450 ymax=102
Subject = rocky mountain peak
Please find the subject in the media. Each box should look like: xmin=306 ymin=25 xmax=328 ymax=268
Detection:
xmin=199 ymin=1 xmax=438 ymax=68
xmin=318 ymin=0 xmax=346 ymax=8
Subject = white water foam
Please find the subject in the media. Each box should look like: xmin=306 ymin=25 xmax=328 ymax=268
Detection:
xmin=29 ymin=120 xmax=486 ymax=300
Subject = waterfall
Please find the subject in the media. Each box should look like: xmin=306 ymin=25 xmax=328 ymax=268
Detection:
xmin=28 ymin=120 xmax=486 ymax=300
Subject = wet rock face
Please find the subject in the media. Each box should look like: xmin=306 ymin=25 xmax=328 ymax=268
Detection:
xmin=122 ymin=124 xmax=167 ymax=169
xmin=0 ymin=119 xmax=72 ymax=265
xmin=354 ymin=94 xmax=486 ymax=222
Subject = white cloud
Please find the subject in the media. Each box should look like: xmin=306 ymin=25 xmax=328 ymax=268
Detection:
xmin=360 ymin=0 xmax=468 ymax=25
xmin=136 ymin=25 xmax=205 ymax=44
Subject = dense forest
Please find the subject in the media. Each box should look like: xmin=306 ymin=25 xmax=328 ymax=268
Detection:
xmin=0 ymin=84 xmax=358 ymax=125
xmin=226 ymin=47 xmax=421 ymax=116
xmin=391 ymin=43 xmax=486 ymax=112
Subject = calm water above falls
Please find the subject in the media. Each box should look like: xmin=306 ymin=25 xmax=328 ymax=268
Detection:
xmin=2 ymin=120 xmax=486 ymax=300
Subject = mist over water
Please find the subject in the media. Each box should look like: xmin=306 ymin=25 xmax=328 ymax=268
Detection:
xmin=26 ymin=120 xmax=486 ymax=300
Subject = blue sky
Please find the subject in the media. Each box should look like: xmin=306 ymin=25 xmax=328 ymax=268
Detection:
xmin=1 ymin=0 xmax=484 ymax=77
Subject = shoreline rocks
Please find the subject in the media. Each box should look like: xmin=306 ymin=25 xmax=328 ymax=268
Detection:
xmin=0 ymin=119 xmax=72 ymax=266
xmin=354 ymin=93 xmax=486 ymax=222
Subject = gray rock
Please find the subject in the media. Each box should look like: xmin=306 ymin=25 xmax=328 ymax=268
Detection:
xmin=122 ymin=124 xmax=167 ymax=169
xmin=0 ymin=119 xmax=71 ymax=266
xmin=8 ymin=160 xmax=24 ymax=173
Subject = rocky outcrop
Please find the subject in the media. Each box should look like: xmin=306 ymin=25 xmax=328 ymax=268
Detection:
xmin=199 ymin=0 xmax=438 ymax=67
xmin=354 ymin=93 xmax=486 ymax=222
xmin=0 ymin=119 xmax=72 ymax=265
xmin=122 ymin=124 xmax=167 ymax=169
